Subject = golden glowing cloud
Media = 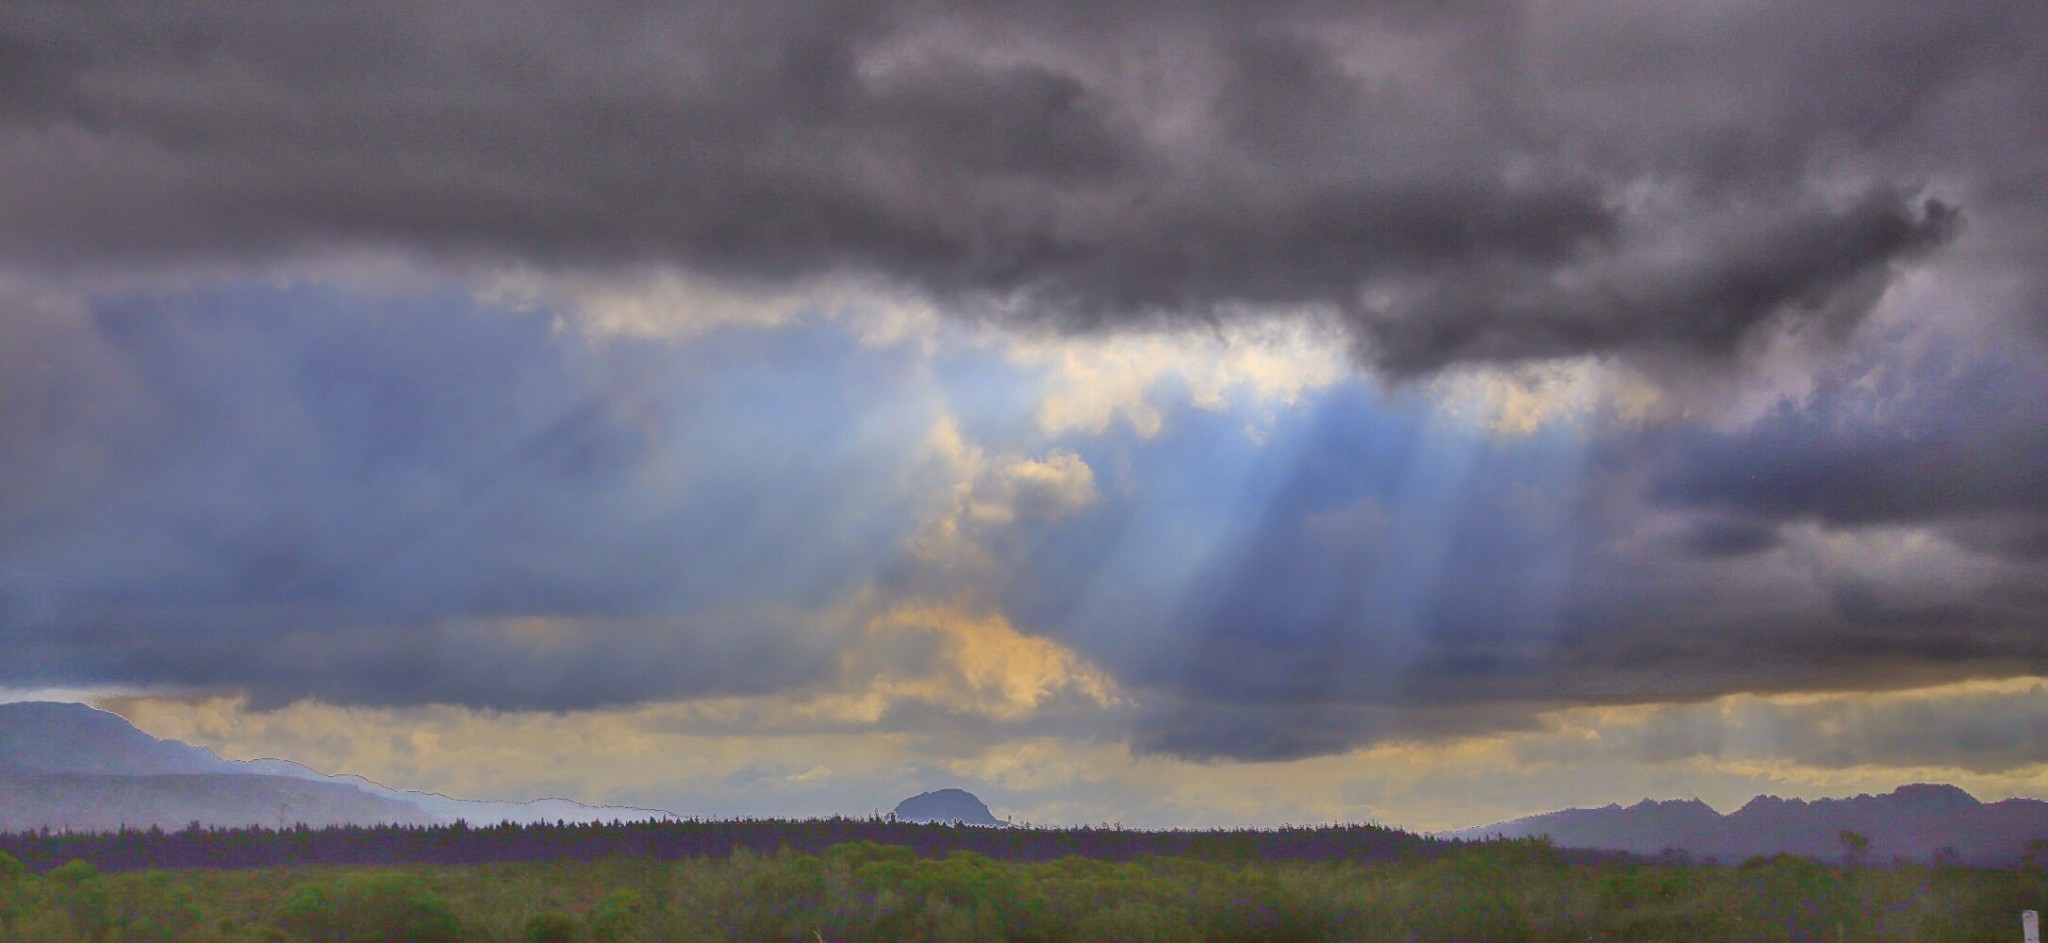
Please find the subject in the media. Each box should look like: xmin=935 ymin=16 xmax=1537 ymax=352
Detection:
xmin=851 ymin=603 xmax=1123 ymax=720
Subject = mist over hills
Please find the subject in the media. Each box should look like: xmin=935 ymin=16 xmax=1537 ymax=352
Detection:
xmin=0 ymin=701 xmax=225 ymax=776
xmin=0 ymin=771 xmax=439 ymax=832
xmin=0 ymin=701 xmax=676 ymax=831
xmin=1447 ymin=784 xmax=2048 ymax=865
xmin=13 ymin=700 xmax=2048 ymax=865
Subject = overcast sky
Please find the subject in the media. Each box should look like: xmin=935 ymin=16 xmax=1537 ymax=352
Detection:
xmin=3 ymin=0 xmax=2046 ymax=830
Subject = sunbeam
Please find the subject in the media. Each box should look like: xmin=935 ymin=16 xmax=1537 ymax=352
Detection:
xmin=2 ymin=0 xmax=2044 ymax=837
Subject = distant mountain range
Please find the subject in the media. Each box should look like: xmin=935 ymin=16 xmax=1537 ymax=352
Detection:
xmin=1446 ymin=784 xmax=2048 ymax=865
xmin=16 ymin=700 xmax=2048 ymax=864
xmin=0 ymin=701 xmax=678 ymax=833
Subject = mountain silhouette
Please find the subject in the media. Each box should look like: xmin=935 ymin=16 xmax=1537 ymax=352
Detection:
xmin=0 ymin=701 xmax=676 ymax=832
xmin=891 ymin=788 xmax=1002 ymax=826
xmin=1447 ymin=784 xmax=2048 ymax=865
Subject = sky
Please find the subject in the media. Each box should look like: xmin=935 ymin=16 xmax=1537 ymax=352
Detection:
xmin=1 ymin=0 xmax=2046 ymax=831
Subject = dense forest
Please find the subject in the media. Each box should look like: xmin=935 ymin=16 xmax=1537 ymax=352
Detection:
xmin=0 ymin=822 xmax=2044 ymax=942
xmin=0 ymin=819 xmax=1441 ymax=873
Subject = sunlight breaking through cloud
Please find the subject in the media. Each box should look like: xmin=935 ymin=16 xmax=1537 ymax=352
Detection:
xmin=0 ymin=0 xmax=2044 ymax=834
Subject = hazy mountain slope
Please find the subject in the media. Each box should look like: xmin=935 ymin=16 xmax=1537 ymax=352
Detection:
xmin=1453 ymin=798 xmax=1728 ymax=853
xmin=0 ymin=702 xmax=229 ymax=775
xmin=1450 ymin=784 xmax=2048 ymax=864
xmin=237 ymin=757 xmax=679 ymax=824
xmin=0 ymin=701 xmax=677 ymax=830
xmin=0 ymin=771 xmax=439 ymax=832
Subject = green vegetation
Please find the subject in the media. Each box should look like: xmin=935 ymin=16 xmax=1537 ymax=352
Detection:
xmin=0 ymin=840 xmax=2042 ymax=942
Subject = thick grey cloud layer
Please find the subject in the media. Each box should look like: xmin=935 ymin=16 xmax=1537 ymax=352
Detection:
xmin=2 ymin=0 xmax=2037 ymax=372
xmin=3 ymin=0 xmax=2048 ymax=771
xmin=1655 ymin=337 xmax=2048 ymax=536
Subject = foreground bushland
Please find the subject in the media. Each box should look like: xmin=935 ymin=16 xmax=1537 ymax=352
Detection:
xmin=0 ymin=837 xmax=2042 ymax=942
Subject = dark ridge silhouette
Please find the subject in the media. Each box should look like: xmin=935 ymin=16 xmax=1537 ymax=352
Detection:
xmin=0 ymin=818 xmax=1457 ymax=874
xmin=891 ymin=788 xmax=1002 ymax=826
xmin=1447 ymin=784 xmax=2048 ymax=865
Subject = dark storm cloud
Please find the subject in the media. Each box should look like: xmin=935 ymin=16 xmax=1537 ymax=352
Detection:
xmin=1653 ymin=330 xmax=2048 ymax=540
xmin=1680 ymin=518 xmax=1782 ymax=559
xmin=1130 ymin=698 xmax=1546 ymax=764
xmin=1354 ymin=192 xmax=1958 ymax=374
xmin=1 ymin=0 xmax=2037 ymax=371
xmin=1945 ymin=519 xmax=2048 ymax=562
xmin=17 ymin=605 xmax=845 ymax=711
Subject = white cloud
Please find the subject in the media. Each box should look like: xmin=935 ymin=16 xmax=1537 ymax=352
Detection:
xmin=1425 ymin=357 xmax=1667 ymax=438
xmin=479 ymin=266 xmax=811 ymax=339
xmin=1003 ymin=316 xmax=1351 ymax=438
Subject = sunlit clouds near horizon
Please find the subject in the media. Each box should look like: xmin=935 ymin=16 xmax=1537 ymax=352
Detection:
xmin=2 ymin=0 xmax=2046 ymax=830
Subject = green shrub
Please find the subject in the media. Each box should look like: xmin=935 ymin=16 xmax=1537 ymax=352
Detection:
xmin=0 ymin=851 xmax=25 ymax=937
xmin=1405 ymin=854 xmax=1534 ymax=943
xmin=1070 ymin=900 xmax=1200 ymax=943
xmin=274 ymin=872 xmax=460 ymax=943
xmin=111 ymin=869 xmax=205 ymax=943
xmin=1912 ymin=863 xmax=2048 ymax=943
xmin=47 ymin=858 xmax=113 ymax=942
xmin=1734 ymin=854 xmax=1855 ymax=943
xmin=523 ymin=909 xmax=582 ymax=943
xmin=589 ymin=889 xmax=644 ymax=943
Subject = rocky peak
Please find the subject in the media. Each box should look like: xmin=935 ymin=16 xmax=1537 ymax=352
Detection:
xmin=891 ymin=788 xmax=1001 ymax=826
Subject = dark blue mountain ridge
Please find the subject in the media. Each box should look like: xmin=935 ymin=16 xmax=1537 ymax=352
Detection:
xmin=1446 ymin=783 xmax=2048 ymax=865
xmin=891 ymin=788 xmax=1004 ymax=826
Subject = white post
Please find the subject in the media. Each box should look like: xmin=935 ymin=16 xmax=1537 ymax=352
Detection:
xmin=2024 ymin=909 xmax=2039 ymax=943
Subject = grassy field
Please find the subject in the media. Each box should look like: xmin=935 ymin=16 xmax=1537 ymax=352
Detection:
xmin=1 ymin=829 xmax=2043 ymax=942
